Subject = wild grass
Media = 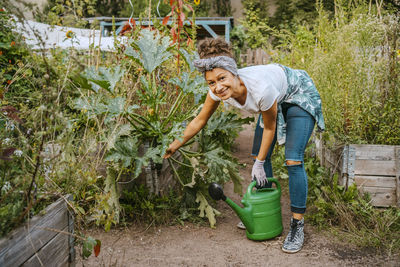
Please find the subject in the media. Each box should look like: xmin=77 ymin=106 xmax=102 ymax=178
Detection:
xmin=270 ymin=3 xmax=400 ymax=146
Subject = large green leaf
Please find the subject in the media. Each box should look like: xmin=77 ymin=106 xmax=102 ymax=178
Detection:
xmin=105 ymin=137 xmax=139 ymax=167
xmin=202 ymin=146 xmax=243 ymax=193
xmin=168 ymin=72 xmax=208 ymax=95
xmin=125 ymin=29 xmax=172 ymax=74
xmin=179 ymin=48 xmax=200 ymax=73
xmin=74 ymin=96 xmax=127 ymax=123
xmin=74 ymin=96 xmax=107 ymax=118
xmin=106 ymin=124 xmax=132 ymax=150
xmin=82 ymin=66 xmax=125 ymax=93
xmin=133 ymin=147 xmax=162 ymax=178
xmin=205 ymin=112 xmax=254 ymax=136
xmin=104 ymin=97 xmax=126 ymax=123
xmin=143 ymin=146 xmax=163 ymax=164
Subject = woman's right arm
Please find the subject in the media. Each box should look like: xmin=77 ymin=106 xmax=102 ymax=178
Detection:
xmin=163 ymin=93 xmax=220 ymax=158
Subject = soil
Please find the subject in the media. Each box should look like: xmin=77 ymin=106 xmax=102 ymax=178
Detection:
xmin=77 ymin=117 xmax=400 ymax=267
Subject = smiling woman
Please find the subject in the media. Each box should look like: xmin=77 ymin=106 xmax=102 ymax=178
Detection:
xmin=164 ymin=37 xmax=325 ymax=254
xmin=205 ymin=67 xmax=245 ymax=102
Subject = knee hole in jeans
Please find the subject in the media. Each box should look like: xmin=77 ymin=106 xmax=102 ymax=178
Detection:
xmin=286 ymin=160 xmax=302 ymax=166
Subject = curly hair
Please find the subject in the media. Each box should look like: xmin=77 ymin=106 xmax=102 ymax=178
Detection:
xmin=197 ymin=37 xmax=233 ymax=59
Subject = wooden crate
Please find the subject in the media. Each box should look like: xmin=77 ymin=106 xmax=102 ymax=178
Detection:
xmin=314 ymin=137 xmax=400 ymax=208
xmin=0 ymin=196 xmax=75 ymax=267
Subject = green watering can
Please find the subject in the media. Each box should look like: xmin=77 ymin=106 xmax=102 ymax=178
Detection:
xmin=208 ymin=178 xmax=283 ymax=241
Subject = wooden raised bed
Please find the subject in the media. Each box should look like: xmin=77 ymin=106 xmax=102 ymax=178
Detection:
xmin=0 ymin=196 xmax=75 ymax=267
xmin=314 ymin=137 xmax=400 ymax=208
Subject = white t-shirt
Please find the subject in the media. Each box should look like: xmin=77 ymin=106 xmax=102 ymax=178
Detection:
xmin=208 ymin=64 xmax=287 ymax=114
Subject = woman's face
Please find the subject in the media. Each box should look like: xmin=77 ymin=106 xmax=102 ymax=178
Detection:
xmin=205 ymin=68 xmax=241 ymax=100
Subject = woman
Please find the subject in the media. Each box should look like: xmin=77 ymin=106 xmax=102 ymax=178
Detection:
xmin=164 ymin=38 xmax=324 ymax=253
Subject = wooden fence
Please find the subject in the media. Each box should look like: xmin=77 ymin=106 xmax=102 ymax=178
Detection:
xmin=239 ymin=48 xmax=270 ymax=66
xmin=0 ymin=196 xmax=75 ymax=267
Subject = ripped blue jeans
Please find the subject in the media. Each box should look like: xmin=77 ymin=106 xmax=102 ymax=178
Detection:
xmin=251 ymin=103 xmax=315 ymax=214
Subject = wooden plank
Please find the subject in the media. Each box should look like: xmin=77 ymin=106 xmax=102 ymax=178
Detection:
xmin=351 ymin=144 xmax=395 ymax=160
xmin=314 ymin=135 xmax=323 ymax=165
xmin=354 ymin=159 xmax=396 ymax=176
xmin=68 ymin=200 xmax=76 ymax=265
xmin=324 ymin=147 xmax=341 ymax=172
xmin=22 ymin=226 xmax=70 ymax=267
xmin=246 ymin=48 xmax=252 ymax=66
xmin=359 ymin=186 xmax=396 ymax=207
xmin=0 ymin=198 xmax=69 ymax=267
xmin=396 ymin=147 xmax=400 ymax=207
xmin=354 ymin=176 xmax=396 ymax=188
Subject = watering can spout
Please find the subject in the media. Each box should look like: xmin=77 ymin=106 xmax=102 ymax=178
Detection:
xmin=208 ymin=183 xmax=255 ymax=234
xmin=225 ymin=198 xmax=255 ymax=234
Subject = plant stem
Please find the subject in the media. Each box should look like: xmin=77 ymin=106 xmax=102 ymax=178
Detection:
xmin=162 ymin=91 xmax=184 ymax=128
xmin=126 ymin=116 xmax=149 ymax=136
xmin=26 ymin=133 xmax=45 ymax=205
xmin=129 ymin=112 xmax=157 ymax=131
xmin=167 ymin=158 xmax=185 ymax=186
xmin=179 ymin=148 xmax=202 ymax=157
xmin=169 ymin=155 xmax=193 ymax=168
xmin=181 ymin=139 xmax=195 ymax=147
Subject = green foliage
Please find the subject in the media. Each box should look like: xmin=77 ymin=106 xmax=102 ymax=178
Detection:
xmin=125 ymin=29 xmax=172 ymax=74
xmin=167 ymin=110 xmax=252 ymax=226
xmin=269 ymin=0 xmax=335 ymax=32
xmin=43 ymin=0 xmax=97 ymax=27
xmin=0 ymin=9 xmax=29 ymax=95
xmin=0 ymin=8 xmax=64 ymax=236
xmin=270 ymin=3 xmax=400 ymax=145
xmin=307 ymin=165 xmax=400 ymax=252
xmin=203 ymin=110 xmax=253 ymax=151
xmin=233 ymin=0 xmax=333 ymax=52
xmin=120 ymin=184 xmax=183 ymax=225
xmin=210 ymin=0 xmax=232 ymax=17
xmin=70 ymin=26 xmax=249 ymax=229
xmin=233 ymin=0 xmax=272 ymax=50
xmin=97 ymin=0 xmax=170 ymax=18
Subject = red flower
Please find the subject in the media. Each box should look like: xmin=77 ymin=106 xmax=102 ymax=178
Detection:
xmin=7 ymin=80 xmax=12 ymax=84
xmin=0 ymin=50 xmax=3 ymax=56
xmin=9 ymin=59 xmax=11 ymax=63
xmin=0 ymin=8 xmax=4 ymax=12
xmin=10 ymin=41 xmax=15 ymax=46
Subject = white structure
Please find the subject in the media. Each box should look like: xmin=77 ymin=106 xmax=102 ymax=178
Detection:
xmin=13 ymin=18 xmax=122 ymax=51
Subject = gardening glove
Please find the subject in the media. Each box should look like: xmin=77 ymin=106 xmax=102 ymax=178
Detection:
xmin=251 ymin=158 xmax=268 ymax=188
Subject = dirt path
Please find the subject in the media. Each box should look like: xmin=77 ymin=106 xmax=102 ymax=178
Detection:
xmin=77 ymin=120 xmax=398 ymax=267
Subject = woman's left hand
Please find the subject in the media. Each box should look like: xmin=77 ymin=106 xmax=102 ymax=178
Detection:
xmin=251 ymin=158 xmax=268 ymax=187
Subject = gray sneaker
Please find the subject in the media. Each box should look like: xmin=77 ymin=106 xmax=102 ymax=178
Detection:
xmin=282 ymin=218 xmax=304 ymax=253
xmin=237 ymin=221 xmax=246 ymax=230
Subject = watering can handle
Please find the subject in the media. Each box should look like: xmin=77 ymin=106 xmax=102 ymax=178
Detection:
xmin=247 ymin=178 xmax=281 ymax=195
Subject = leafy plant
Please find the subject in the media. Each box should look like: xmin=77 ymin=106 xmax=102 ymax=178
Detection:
xmin=72 ymin=27 xmax=248 ymax=229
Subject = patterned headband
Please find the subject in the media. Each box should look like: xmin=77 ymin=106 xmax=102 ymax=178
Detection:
xmin=193 ymin=56 xmax=238 ymax=76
